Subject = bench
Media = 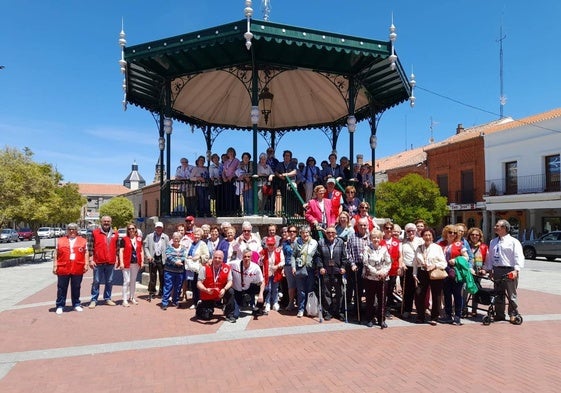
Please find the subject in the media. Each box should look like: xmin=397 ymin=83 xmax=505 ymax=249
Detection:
xmin=32 ymin=245 xmax=55 ymax=261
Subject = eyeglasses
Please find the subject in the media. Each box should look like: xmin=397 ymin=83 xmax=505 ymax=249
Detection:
xmin=68 ymin=228 xmax=77 ymax=231
xmin=127 ymin=228 xmax=136 ymax=231
xmin=384 ymin=227 xmax=393 ymax=230
xmin=359 ymin=206 xmax=368 ymax=210
xmin=406 ymin=229 xmax=416 ymax=233
xmin=288 ymin=230 xmax=297 ymax=233
xmin=346 ymin=191 xmax=355 ymax=194
xmin=448 ymin=231 xmax=457 ymax=235
xmin=326 ymin=231 xmax=337 ymax=234
xmin=470 ymin=233 xmax=480 ymax=236
xmin=243 ymin=229 xmax=251 ymax=233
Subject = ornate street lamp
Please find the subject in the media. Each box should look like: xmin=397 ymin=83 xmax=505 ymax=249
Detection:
xmin=259 ymin=87 xmax=274 ymax=124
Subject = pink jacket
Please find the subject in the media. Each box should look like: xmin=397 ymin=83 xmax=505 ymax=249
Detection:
xmin=305 ymin=198 xmax=336 ymax=227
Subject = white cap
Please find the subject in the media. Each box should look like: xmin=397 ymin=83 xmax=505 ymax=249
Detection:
xmin=155 ymin=222 xmax=164 ymax=228
xmin=327 ymin=178 xmax=336 ymax=184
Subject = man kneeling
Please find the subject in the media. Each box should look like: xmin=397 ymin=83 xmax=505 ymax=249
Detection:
xmin=229 ymin=250 xmax=268 ymax=320
xmin=196 ymin=250 xmax=236 ymax=323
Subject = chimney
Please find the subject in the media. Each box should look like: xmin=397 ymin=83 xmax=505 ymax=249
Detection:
xmin=456 ymin=124 xmax=464 ymax=134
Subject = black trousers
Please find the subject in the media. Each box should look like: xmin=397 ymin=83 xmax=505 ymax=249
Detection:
xmin=148 ymin=256 xmax=164 ymax=295
xmin=321 ymin=273 xmax=343 ymax=318
xmin=197 ymin=288 xmax=235 ymax=319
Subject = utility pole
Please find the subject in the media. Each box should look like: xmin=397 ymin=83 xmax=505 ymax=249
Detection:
xmin=498 ymin=23 xmax=507 ymax=119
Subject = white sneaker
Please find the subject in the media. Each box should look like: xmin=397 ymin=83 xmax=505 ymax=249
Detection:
xmin=265 ymin=303 xmax=271 ymax=313
xmin=273 ymin=303 xmax=280 ymax=311
xmin=123 ymin=301 xmax=130 ymax=307
xmin=130 ymin=298 xmax=138 ymax=305
xmin=56 ymin=307 xmax=63 ymax=315
xmin=297 ymin=310 xmax=304 ymax=318
xmin=74 ymin=306 xmax=83 ymax=312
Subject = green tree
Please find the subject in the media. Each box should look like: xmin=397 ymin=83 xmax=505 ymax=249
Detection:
xmin=99 ymin=196 xmax=134 ymax=229
xmin=376 ymin=173 xmax=448 ymax=227
xmin=0 ymin=147 xmax=85 ymax=243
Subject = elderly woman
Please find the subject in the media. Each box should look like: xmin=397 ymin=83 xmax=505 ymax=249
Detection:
xmin=335 ymin=211 xmax=354 ymax=242
xmin=184 ymin=227 xmax=210 ymax=308
xmin=341 ymin=185 xmax=361 ymax=217
xmin=362 ymin=229 xmax=392 ymax=328
xmin=235 ymin=152 xmax=254 ymax=215
xmin=162 ymin=232 xmax=187 ymax=310
xmin=305 ymin=184 xmax=337 ymax=240
xmin=438 ymin=225 xmax=469 ymax=325
xmin=257 ymin=152 xmax=274 ymax=213
xmin=413 ymin=228 xmax=447 ymax=325
xmin=467 ymin=227 xmax=488 ymax=317
xmin=292 ymin=225 xmax=318 ymax=318
xmin=221 ymin=147 xmax=240 ymax=214
xmin=302 ymin=156 xmax=321 ymax=202
xmin=351 ymin=201 xmax=378 ymax=233
xmin=190 ymin=155 xmax=211 ymax=217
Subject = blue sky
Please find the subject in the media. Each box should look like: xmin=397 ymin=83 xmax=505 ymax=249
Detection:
xmin=1 ymin=1 xmax=560 ymax=184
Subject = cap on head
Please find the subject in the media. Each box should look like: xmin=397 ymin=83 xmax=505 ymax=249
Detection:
xmin=185 ymin=216 xmax=195 ymax=222
xmin=327 ymin=178 xmax=336 ymax=184
xmin=155 ymin=222 xmax=164 ymax=228
xmin=266 ymin=236 xmax=276 ymax=246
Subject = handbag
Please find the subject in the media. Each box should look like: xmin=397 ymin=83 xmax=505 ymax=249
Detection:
xmin=185 ymin=258 xmax=200 ymax=273
xmin=429 ymin=267 xmax=447 ymax=280
xmin=262 ymin=183 xmax=273 ymax=196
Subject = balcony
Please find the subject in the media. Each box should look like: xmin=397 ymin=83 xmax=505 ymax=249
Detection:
xmin=486 ymin=174 xmax=561 ymax=196
xmin=454 ymin=189 xmax=475 ymax=204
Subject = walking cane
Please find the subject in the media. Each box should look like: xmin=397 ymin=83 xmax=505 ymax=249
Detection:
xmin=342 ymin=274 xmax=348 ymax=323
xmin=318 ymin=273 xmax=323 ymax=323
xmin=400 ymin=267 xmax=406 ymax=316
xmin=354 ymin=269 xmax=361 ymax=322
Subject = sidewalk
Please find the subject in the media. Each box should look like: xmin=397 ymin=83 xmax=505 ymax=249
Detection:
xmin=1 ymin=260 xmax=561 ymax=392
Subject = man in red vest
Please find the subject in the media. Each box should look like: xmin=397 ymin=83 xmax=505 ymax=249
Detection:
xmin=53 ymin=223 xmax=88 ymax=315
xmin=196 ymin=250 xmax=235 ymax=322
xmin=88 ymin=215 xmax=119 ymax=308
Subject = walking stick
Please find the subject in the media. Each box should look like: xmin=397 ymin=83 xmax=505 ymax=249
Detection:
xmin=342 ymin=274 xmax=348 ymax=323
xmin=318 ymin=273 xmax=323 ymax=323
xmin=400 ymin=267 xmax=406 ymax=316
xmin=354 ymin=269 xmax=361 ymax=322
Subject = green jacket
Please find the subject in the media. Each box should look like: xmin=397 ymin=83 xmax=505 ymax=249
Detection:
xmin=454 ymin=256 xmax=478 ymax=294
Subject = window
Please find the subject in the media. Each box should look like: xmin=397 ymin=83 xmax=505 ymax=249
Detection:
xmin=460 ymin=170 xmax=474 ymax=203
xmin=436 ymin=174 xmax=448 ymax=198
xmin=505 ymin=161 xmax=517 ymax=194
xmin=545 ymin=154 xmax=560 ymax=192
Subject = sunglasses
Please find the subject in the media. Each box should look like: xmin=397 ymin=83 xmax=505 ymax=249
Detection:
xmin=384 ymin=227 xmax=393 ymax=230
xmin=448 ymin=231 xmax=458 ymax=235
xmin=127 ymin=228 xmax=136 ymax=231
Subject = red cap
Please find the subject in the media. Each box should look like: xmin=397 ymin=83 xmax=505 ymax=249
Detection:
xmin=266 ymin=236 xmax=276 ymax=245
xmin=185 ymin=216 xmax=195 ymax=222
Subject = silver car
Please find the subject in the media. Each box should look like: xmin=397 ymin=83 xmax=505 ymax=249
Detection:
xmin=0 ymin=228 xmax=19 ymax=243
xmin=522 ymin=231 xmax=561 ymax=261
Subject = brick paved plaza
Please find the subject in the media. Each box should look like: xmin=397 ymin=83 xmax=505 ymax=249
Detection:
xmin=1 ymin=262 xmax=560 ymax=392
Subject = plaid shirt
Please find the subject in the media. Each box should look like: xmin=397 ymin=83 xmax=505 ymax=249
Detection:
xmin=346 ymin=231 xmax=370 ymax=266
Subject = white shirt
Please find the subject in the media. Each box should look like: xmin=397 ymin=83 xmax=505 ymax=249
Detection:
xmin=227 ymin=261 xmax=264 ymax=291
xmin=484 ymin=234 xmax=524 ymax=271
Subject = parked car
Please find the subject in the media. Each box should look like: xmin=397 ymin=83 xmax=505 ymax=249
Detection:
xmin=79 ymin=228 xmax=88 ymax=237
xmin=118 ymin=228 xmax=127 ymax=239
xmin=37 ymin=227 xmax=54 ymax=239
xmin=17 ymin=228 xmax=34 ymax=241
xmin=0 ymin=228 xmax=19 ymax=243
xmin=53 ymin=227 xmax=64 ymax=237
xmin=522 ymin=231 xmax=561 ymax=261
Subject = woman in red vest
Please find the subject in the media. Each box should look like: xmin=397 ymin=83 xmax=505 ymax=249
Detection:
xmin=260 ymin=236 xmax=285 ymax=312
xmin=53 ymin=223 xmax=88 ymax=315
xmin=118 ymin=224 xmax=144 ymax=307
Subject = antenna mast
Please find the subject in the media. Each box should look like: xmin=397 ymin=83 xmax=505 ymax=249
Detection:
xmin=498 ymin=23 xmax=507 ymax=119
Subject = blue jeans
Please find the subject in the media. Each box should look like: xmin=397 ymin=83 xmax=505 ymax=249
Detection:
xmin=295 ymin=267 xmax=315 ymax=312
xmin=443 ymin=277 xmax=463 ymax=318
xmin=56 ymin=274 xmax=83 ymax=308
xmin=265 ymin=275 xmax=280 ymax=306
xmin=243 ymin=189 xmax=254 ymax=214
xmin=162 ymin=271 xmax=184 ymax=307
xmin=91 ymin=263 xmax=114 ymax=302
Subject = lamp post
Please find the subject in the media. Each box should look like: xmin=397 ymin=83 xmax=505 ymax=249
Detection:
xmin=259 ymin=87 xmax=274 ymax=125
xmin=369 ymin=133 xmax=377 ymax=216
xmin=347 ymin=114 xmax=356 ymax=182
xmin=164 ymin=117 xmax=173 ymax=181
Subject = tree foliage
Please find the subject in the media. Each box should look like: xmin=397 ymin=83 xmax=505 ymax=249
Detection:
xmin=99 ymin=196 xmax=133 ymax=229
xmin=0 ymin=147 xmax=86 ymax=237
xmin=376 ymin=173 xmax=448 ymax=228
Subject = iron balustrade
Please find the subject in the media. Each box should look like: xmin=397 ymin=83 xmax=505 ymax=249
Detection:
xmin=486 ymin=174 xmax=561 ymax=196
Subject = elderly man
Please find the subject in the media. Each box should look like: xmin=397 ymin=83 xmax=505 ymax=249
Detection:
xmin=143 ymin=221 xmax=170 ymax=301
xmin=316 ymin=225 xmax=348 ymax=321
xmin=232 ymin=221 xmax=262 ymax=260
xmin=88 ymin=216 xmax=119 ymax=308
xmin=482 ymin=219 xmax=525 ymax=323
xmin=345 ymin=217 xmax=370 ymax=321
xmin=228 ymin=250 xmax=268 ymax=319
xmin=196 ymin=250 xmax=235 ymax=322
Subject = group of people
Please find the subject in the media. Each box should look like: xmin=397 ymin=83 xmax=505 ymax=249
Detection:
xmin=53 ymin=213 xmax=524 ymax=330
xmin=173 ymin=147 xmax=374 ymax=217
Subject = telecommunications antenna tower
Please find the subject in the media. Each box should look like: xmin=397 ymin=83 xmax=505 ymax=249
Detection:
xmin=429 ymin=117 xmax=438 ymax=144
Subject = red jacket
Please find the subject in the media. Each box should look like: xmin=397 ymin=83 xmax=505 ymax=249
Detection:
xmin=259 ymin=248 xmax=283 ymax=285
xmin=328 ymin=189 xmax=343 ymax=218
xmin=353 ymin=214 xmax=376 ymax=233
xmin=56 ymin=236 xmax=87 ymax=276
xmin=120 ymin=235 xmax=143 ymax=268
xmin=200 ymin=263 xmax=231 ymax=301
xmin=91 ymin=228 xmax=119 ymax=264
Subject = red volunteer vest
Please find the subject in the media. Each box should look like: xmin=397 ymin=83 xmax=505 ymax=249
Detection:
xmin=56 ymin=236 xmax=87 ymax=276
xmin=200 ymin=263 xmax=231 ymax=301
xmin=259 ymin=249 xmax=283 ymax=285
xmin=381 ymin=237 xmax=401 ymax=276
xmin=91 ymin=228 xmax=119 ymax=264
xmin=121 ymin=236 xmax=143 ymax=268
xmin=329 ymin=189 xmax=343 ymax=218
